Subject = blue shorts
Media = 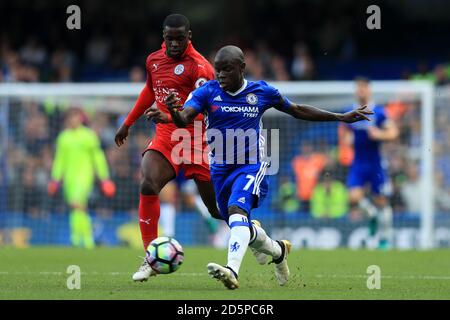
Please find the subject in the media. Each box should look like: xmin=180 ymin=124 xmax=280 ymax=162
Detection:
xmin=211 ymin=162 xmax=269 ymax=221
xmin=347 ymin=163 xmax=389 ymax=195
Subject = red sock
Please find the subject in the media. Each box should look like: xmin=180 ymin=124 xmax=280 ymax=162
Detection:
xmin=139 ymin=194 xmax=160 ymax=250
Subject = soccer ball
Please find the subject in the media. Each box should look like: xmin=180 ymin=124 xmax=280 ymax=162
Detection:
xmin=146 ymin=237 xmax=184 ymax=274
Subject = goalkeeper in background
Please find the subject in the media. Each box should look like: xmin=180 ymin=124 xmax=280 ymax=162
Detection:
xmin=48 ymin=108 xmax=116 ymax=249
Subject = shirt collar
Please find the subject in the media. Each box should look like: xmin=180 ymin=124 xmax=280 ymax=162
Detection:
xmin=226 ymin=79 xmax=248 ymax=96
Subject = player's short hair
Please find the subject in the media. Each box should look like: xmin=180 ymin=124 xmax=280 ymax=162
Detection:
xmin=163 ymin=14 xmax=190 ymax=31
xmin=354 ymin=76 xmax=371 ymax=84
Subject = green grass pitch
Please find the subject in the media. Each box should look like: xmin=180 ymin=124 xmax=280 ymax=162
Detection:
xmin=1 ymin=247 xmax=450 ymax=299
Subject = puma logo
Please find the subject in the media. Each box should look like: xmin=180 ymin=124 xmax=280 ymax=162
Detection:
xmin=139 ymin=218 xmax=151 ymax=225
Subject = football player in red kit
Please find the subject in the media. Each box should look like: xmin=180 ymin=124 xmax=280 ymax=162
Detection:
xmin=115 ymin=14 xmax=221 ymax=281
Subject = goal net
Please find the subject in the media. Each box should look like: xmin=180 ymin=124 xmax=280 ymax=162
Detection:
xmin=0 ymin=81 xmax=446 ymax=249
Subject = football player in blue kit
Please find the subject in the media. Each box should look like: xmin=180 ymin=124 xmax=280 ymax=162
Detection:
xmin=341 ymin=77 xmax=399 ymax=249
xmin=157 ymin=45 xmax=373 ymax=289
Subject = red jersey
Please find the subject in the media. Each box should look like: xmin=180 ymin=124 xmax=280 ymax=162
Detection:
xmin=123 ymin=42 xmax=214 ymax=179
xmin=125 ymin=41 xmax=214 ymax=139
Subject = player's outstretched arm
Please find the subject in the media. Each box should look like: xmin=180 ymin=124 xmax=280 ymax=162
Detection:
xmin=275 ymin=100 xmax=374 ymax=123
xmin=115 ymin=85 xmax=155 ymax=147
xmin=160 ymin=92 xmax=199 ymax=128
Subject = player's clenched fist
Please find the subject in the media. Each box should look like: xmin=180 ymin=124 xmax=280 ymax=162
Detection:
xmin=145 ymin=106 xmax=169 ymax=124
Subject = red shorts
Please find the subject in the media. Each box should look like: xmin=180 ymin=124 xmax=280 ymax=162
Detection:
xmin=143 ymin=133 xmax=211 ymax=182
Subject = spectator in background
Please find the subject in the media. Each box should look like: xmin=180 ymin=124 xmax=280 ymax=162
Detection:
xmin=49 ymin=46 xmax=76 ymax=82
xmin=291 ymin=142 xmax=328 ymax=212
xmin=23 ymin=103 xmax=50 ymax=155
xmin=91 ymin=112 xmax=116 ymax=148
xmin=311 ymin=170 xmax=348 ymax=219
xmin=411 ymin=61 xmax=434 ymax=82
xmin=110 ymin=161 xmax=139 ymax=215
xmin=386 ymin=151 xmax=408 ymax=213
xmin=276 ymin=175 xmax=299 ymax=214
xmin=20 ymin=36 xmax=47 ymax=68
xmin=434 ymin=64 xmax=450 ymax=86
xmin=400 ymin=163 xmax=421 ymax=214
xmin=435 ymin=173 xmax=450 ymax=213
xmin=129 ymin=66 xmax=145 ymax=83
xmin=291 ymin=42 xmax=314 ymax=80
xmin=271 ymin=54 xmax=290 ymax=81
xmin=255 ymin=41 xmax=273 ymax=78
xmin=85 ymin=32 xmax=111 ymax=66
xmin=21 ymin=165 xmax=44 ymax=218
xmin=243 ymin=49 xmax=264 ymax=80
xmin=2 ymin=48 xmax=40 ymax=82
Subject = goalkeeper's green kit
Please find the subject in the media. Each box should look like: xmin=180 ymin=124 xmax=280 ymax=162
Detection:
xmin=51 ymin=126 xmax=110 ymax=248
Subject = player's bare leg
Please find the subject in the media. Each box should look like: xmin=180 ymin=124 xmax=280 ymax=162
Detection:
xmin=194 ymin=179 xmax=223 ymax=220
xmin=133 ymin=150 xmax=176 ymax=282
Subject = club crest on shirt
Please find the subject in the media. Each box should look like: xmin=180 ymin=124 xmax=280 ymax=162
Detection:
xmin=246 ymin=93 xmax=258 ymax=105
xmin=195 ymin=77 xmax=207 ymax=88
xmin=174 ymin=64 xmax=185 ymax=75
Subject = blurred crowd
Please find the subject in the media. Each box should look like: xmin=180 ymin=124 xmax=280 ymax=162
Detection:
xmin=0 ymin=36 xmax=314 ymax=83
xmin=2 ymin=35 xmax=450 ymax=85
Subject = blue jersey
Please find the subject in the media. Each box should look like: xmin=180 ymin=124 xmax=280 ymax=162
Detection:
xmin=346 ymin=103 xmax=390 ymax=195
xmin=184 ymin=79 xmax=291 ymax=218
xmin=346 ymin=103 xmax=387 ymax=165
xmin=184 ymin=79 xmax=291 ymax=168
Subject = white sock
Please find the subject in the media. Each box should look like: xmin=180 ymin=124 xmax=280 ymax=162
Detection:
xmin=378 ymin=205 xmax=393 ymax=242
xmin=226 ymin=214 xmax=250 ymax=276
xmin=359 ymin=198 xmax=377 ymax=218
xmin=160 ymin=203 xmax=176 ymax=237
xmin=249 ymin=223 xmax=282 ymax=259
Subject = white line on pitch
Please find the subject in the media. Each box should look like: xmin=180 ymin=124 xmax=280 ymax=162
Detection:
xmin=2 ymin=271 xmax=450 ymax=280
xmin=0 ymin=271 xmax=205 ymax=276
xmin=314 ymin=274 xmax=450 ymax=280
